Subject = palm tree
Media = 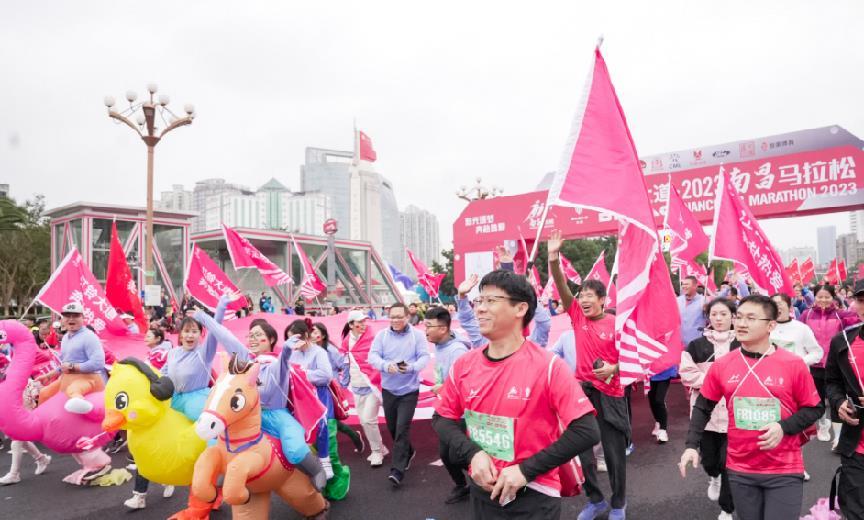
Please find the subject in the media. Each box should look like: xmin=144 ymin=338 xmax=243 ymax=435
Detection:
xmin=0 ymin=197 xmax=28 ymax=231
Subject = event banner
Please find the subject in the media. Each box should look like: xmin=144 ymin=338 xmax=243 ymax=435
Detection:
xmin=35 ymin=248 xmax=128 ymax=335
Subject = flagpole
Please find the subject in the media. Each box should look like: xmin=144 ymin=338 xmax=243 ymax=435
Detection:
xmin=528 ymin=204 xmax=551 ymax=262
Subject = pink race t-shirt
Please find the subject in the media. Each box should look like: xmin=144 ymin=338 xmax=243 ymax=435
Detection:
xmin=435 ymin=340 xmax=595 ymax=496
xmin=700 ymin=347 xmax=821 ymax=474
xmin=843 ymin=336 xmax=864 ymax=454
xmin=568 ymin=304 xmax=624 ymax=397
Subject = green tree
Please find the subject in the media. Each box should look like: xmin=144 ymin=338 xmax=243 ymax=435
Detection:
xmin=432 ymin=248 xmax=456 ymax=300
xmin=0 ymin=195 xmax=51 ymax=316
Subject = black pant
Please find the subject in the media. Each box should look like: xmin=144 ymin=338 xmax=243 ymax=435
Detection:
xmin=382 ymin=389 xmax=419 ymax=473
xmin=134 ymin=471 xmax=149 ymax=493
xmin=701 ymin=431 xmax=734 ymax=514
xmin=578 ymin=384 xmax=629 ymax=509
xmin=727 ymin=471 xmax=803 ymax=520
xmin=438 ymin=419 xmax=468 ymax=487
xmin=469 ymin=481 xmax=560 ymax=519
xmin=811 ymin=366 xmax=839 ymax=421
xmin=840 ymin=452 xmax=864 ymax=520
xmin=647 ymin=379 xmax=671 ymax=429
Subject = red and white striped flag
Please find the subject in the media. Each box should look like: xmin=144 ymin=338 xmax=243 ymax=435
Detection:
xmin=292 ymin=237 xmax=326 ymax=300
xmin=223 ymin=224 xmax=292 ymax=287
xmin=545 ymin=43 xmax=681 ymax=385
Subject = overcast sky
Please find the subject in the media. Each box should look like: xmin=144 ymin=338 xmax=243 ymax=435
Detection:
xmin=2 ymin=1 xmax=862 ymax=254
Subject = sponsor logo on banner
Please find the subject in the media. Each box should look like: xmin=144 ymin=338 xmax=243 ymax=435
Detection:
xmin=652 ymin=158 xmax=664 ymax=171
xmin=640 ymin=159 xmax=647 ymax=170
xmin=690 ymin=150 xmax=705 ymax=166
xmin=669 ymin=152 xmax=682 ymax=170
xmin=713 ymin=150 xmax=731 ymax=158
xmin=740 ymin=141 xmax=756 ymax=158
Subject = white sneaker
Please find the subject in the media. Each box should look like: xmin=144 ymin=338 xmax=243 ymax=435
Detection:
xmin=596 ymin=460 xmax=608 ymax=473
xmin=0 ymin=472 xmax=21 ymax=485
xmin=163 ymin=485 xmax=175 ymax=498
xmin=817 ymin=419 xmax=832 ymax=442
xmin=651 ymin=422 xmax=660 ymax=437
xmin=124 ymin=492 xmax=146 ymax=509
xmin=832 ymin=437 xmax=840 ymax=452
xmin=804 ymin=471 xmax=811 ymax=482
xmin=64 ymin=397 xmax=94 ymax=415
xmin=320 ymin=457 xmax=334 ymax=480
xmin=35 ymin=454 xmax=51 ymax=476
xmin=718 ymin=512 xmax=733 ymax=520
xmin=656 ymin=430 xmax=669 ymax=443
xmin=707 ymin=476 xmax=721 ymax=501
xmin=369 ymin=452 xmax=384 ymax=467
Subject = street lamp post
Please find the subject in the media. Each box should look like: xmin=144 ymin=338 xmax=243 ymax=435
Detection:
xmin=456 ymin=177 xmax=503 ymax=202
xmin=104 ymin=84 xmax=194 ymax=287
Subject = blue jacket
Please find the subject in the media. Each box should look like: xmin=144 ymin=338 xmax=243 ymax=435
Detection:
xmin=368 ymin=326 xmax=430 ymax=396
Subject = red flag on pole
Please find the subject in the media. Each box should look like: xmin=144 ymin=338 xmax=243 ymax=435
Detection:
xmin=665 ymin=179 xmax=710 ymax=264
xmin=857 ymin=263 xmax=864 ymax=282
xmin=184 ymin=245 xmax=245 ymax=313
xmin=35 ymin=248 xmax=127 ymax=335
xmin=824 ymin=259 xmax=839 ymax=285
xmin=785 ymin=258 xmax=802 ymax=285
xmin=528 ymin=266 xmax=544 ymax=297
xmin=839 ymin=260 xmax=848 ymax=282
xmin=406 ymin=248 xmax=445 ymax=298
xmin=223 ymin=224 xmax=292 ymax=287
xmin=800 ymin=257 xmax=815 ymax=285
xmin=559 ymin=255 xmax=582 ymax=285
xmin=358 ymin=131 xmax=377 ymax=162
xmin=710 ymin=169 xmax=794 ymax=296
xmin=105 ymin=221 xmax=147 ymax=333
xmin=544 ymin=42 xmax=681 ymax=384
xmin=292 ymin=237 xmax=327 ymax=300
xmin=586 ymin=251 xmax=611 ymax=285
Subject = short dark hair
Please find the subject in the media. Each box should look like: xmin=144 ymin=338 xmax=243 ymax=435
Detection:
xmin=388 ymin=303 xmax=408 ymax=316
xmin=285 ymin=318 xmax=313 ymax=340
xmin=704 ymin=297 xmax=737 ymax=324
xmin=149 ymin=327 xmax=166 ymax=343
xmin=179 ymin=317 xmax=202 ymax=333
xmin=424 ymin=306 xmax=451 ymax=329
xmin=771 ymin=293 xmax=792 ymax=308
xmin=814 ymin=284 xmax=836 ymax=298
xmin=738 ymin=294 xmax=778 ymax=321
xmin=683 ymin=276 xmax=699 ymax=284
xmin=478 ymin=270 xmax=536 ymax=326
xmin=250 ymin=320 xmax=278 ymax=350
xmin=580 ymin=279 xmax=607 ymax=298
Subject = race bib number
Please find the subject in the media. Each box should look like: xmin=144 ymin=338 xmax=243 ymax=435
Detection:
xmin=733 ymin=396 xmax=781 ymax=430
xmin=771 ymin=339 xmax=796 ymax=354
xmin=464 ymin=409 xmax=515 ymax=462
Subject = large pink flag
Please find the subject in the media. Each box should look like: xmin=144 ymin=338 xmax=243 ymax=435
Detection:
xmin=710 ymin=169 xmax=793 ymax=296
xmin=528 ymin=266 xmax=544 ymax=297
xmin=35 ymin=248 xmax=127 ymax=335
xmin=559 ymin=255 xmax=582 ymax=285
xmin=406 ymin=248 xmax=445 ymax=298
xmin=545 ymin=43 xmax=681 ymax=383
xmin=223 ymin=224 xmax=292 ymax=287
xmin=184 ymin=245 xmax=246 ymax=313
xmin=586 ymin=251 xmax=611 ymax=285
xmin=292 ymin=237 xmax=326 ymax=300
xmin=665 ymin=179 xmax=709 ymax=265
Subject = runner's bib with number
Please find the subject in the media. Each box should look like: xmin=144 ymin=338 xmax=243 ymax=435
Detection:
xmin=733 ymin=396 xmax=781 ymax=430
xmin=464 ymin=409 xmax=515 ymax=462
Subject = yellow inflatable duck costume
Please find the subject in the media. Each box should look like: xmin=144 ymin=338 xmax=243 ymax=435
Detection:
xmin=103 ymin=358 xmax=206 ymax=486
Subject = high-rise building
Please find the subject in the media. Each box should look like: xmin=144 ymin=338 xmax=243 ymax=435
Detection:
xmin=400 ymin=205 xmax=440 ymax=270
xmin=817 ymin=226 xmax=838 ymax=265
xmin=156 ymin=184 xmax=193 ymax=211
xmin=778 ymin=246 xmax=816 ymax=266
xmin=203 ymin=192 xmax=259 ymax=230
xmin=301 ymin=148 xmax=353 ymax=239
xmin=836 ymin=232 xmax=864 ymax=270
xmin=256 ymin=178 xmax=290 ymax=230
xmin=191 ymin=178 xmax=252 ymax=232
xmin=850 ymin=211 xmax=864 ymax=242
xmin=283 ymin=191 xmax=332 ymax=236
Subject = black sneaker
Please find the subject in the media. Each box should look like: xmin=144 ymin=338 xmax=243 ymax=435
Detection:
xmin=405 ymin=449 xmax=417 ymax=470
xmin=81 ymin=464 xmax=112 ymax=482
xmin=388 ymin=469 xmax=404 ymax=488
xmin=352 ymin=431 xmax=365 ymax=454
xmin=444 ymin=485 xmax=470 ymax=504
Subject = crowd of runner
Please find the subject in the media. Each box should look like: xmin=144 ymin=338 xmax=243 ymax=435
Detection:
xmin=2 ymin=232 xmax=864 ymax=520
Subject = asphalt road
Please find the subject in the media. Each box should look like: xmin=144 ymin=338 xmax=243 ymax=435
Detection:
xmin=0 ymin=386 xmax=841 ymax=519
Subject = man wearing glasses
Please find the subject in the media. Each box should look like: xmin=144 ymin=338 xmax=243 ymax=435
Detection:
xmin=826 ymin=279 xmax=864 ymax=519
xmin=368 ymin=303 xmax=430 ymax=487
xmin=433 ymin=270 xmax=599 ymax=519
xmin=680 ymin=295 xmax=823 ymax=520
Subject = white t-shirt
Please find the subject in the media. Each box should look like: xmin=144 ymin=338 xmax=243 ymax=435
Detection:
xmin=770 ymin=319 xmax=823 ymax=366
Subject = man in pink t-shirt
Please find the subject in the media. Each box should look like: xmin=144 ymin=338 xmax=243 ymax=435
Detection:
xmin=680 ymin=295 xmax=823 ymax=520
xmin=433 ymin=270 xmax=599 ymax=519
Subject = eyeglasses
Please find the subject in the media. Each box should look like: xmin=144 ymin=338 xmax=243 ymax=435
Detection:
xmin=471 ymin=295 xmax=521 ymax=307
xmin=732 ymin=315 xmax=772 ymax=324
xmin=247 ymin=331 xmax=266 ymax=339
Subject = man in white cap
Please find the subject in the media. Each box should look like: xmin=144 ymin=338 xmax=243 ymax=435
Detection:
xmin=119 ymin=312 xmax=139 ymax=334
xmin=37 ymin=302 xmax=106 ymax=414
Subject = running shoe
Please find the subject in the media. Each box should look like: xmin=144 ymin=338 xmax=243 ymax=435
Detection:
xmin=816 ymin=418 xmax=831 ymax=442
xmin=609 ymin=506 xmax=626 ymax=520
xmin=405 ymin=449 xmax=417 ymax=470
xmin=577 ymin=500 xmax=610 ymax=520
xmin=444 ymin=485 xmax=469 ymax=504
xmin=625 ymin=443 xmax=635 ymax=456
xmin=81 ymin=464 xmax=111 ymax=482
xmin=718 ymin=512 xmax=733 ymax=520
xmin=124 ymin=492 xmax=146 ymax=509
xmin=656 ymin=430 xmax=669 ymax=443
xmin=597 ymin=460 xmax=608 ymax=473
xmin=707 ymin=476 xmax=721 ymax=501
xmin=34 ymin=454 xmax=51 ymax=476
xmin=388 ymin=468 xmax=404 ymax=488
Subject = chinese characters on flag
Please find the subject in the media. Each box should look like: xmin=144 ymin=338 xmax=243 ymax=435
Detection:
xmin=35 ymin=248 xmax=127 ymax=335
xmin=710 ymin=169 xmax=793 ymax=295
xmin=223 ymin=224 xmax=292 ymax=287
xmin=184 ymin=245 xmax=246 ymax=313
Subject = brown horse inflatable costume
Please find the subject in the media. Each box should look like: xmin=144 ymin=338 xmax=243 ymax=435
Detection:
xmin=190 ymin=355 xmax=328 ymax=520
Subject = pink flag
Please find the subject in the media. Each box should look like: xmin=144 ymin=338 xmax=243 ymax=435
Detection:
xmin=184 ymin=245 xmax=246 ymax=312
xmin=710 ymin=169 xmax=794 ymax=295
xmin=665 ymin=179 xmax=709 ymax=264
xmin=800 ymin=257 xmax=815 ymax=285
xmin=35 ymin=248 xmax=127 ymax=335
xmin=839 ymin=260 xmax=848 ymax=282
xmin=785 ymin=258 xmax=802 ymax=285
xmin=292 ymin=237 xmax=327 ymax=300
xmin=528 ymin=266 xmax=544 ymax=297
xmin=512 ymin=231 xmax=530 ymax=275
xmin=586 ymin=251 xmax=611 ymax=285
xmin=223 ymin=224 xmax=292 ymax=287
xmin=559 ymin=255 xmax=582 ymax=285
xmin=358 ymin=130 xmax=377 ymax=162
xmin=541 ymin=276 xmax=561 ymax=302
xmin=545 ymin=44 xmax=681 ymax=384
xmin=105 ymin=221 xmax=147 ymax=333
xmin=406 ymin=248 xmax=445 ymax=298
